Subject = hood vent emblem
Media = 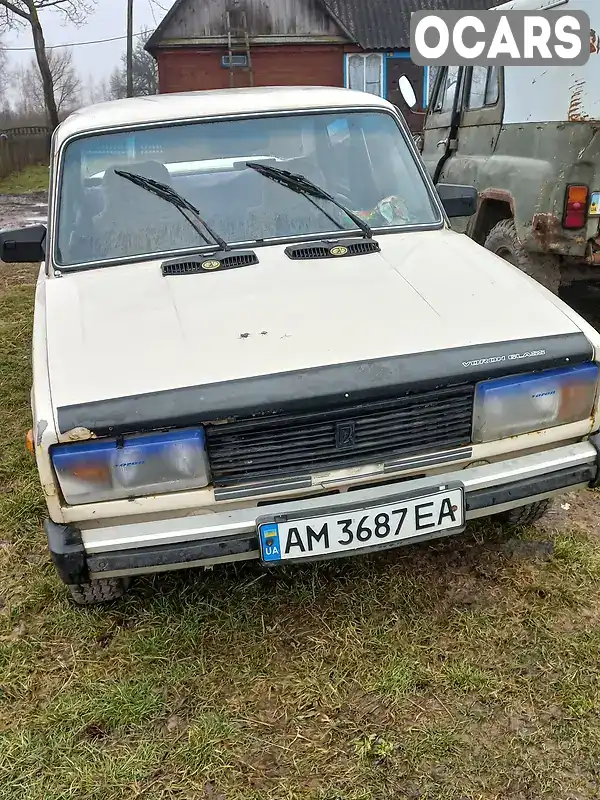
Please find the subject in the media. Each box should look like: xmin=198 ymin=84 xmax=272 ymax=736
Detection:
xmin=162 ymin=251 xmax=258 ymax=275
xmin=285 ymin=238 xmax=380 ymax=260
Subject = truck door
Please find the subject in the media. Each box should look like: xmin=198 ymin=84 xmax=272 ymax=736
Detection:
xmin=443 ymin=66 xmax=504 ymax=234
xmin=422 ymin=65 xmax=504 ymax=233
xmin=421 ymin=66 xmax=464 ymax=183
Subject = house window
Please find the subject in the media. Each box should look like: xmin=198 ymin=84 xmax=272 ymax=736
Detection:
xmin=221 ymin=54 xmax=248 ymax=68
xmin=346 ymin=53 xmax=384 ymax=97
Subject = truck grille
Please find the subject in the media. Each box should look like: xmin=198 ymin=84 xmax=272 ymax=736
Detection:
xmin=205 ymin=384 xmax=475 ymax=488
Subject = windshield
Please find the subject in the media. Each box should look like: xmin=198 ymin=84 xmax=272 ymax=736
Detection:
xmin=55 ymin=110 xmax=442 ymax=268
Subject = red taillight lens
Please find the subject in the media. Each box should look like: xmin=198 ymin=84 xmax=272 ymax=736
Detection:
xmin=563 ymin=184 xmax=589 ymax=229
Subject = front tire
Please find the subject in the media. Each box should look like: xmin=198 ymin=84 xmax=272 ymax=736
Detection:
xmin=67 ymin=577 xmax=131 ymax=606
xmin=483 ymin=219 xmax=561 ymax=294
xmin=497 ymin=499 xmax=553 ymax=527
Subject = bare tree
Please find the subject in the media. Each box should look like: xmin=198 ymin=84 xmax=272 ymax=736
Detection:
xmin=17 ymin=47 xmax=81 ymax=115
xmin=109 ymin=30 xmax=158 ymax=100
xmin=0 ymin=0 xmax=95 ymax=130
xmin=84 ymin=73 xmax=111 ymax=106
xmin=0 ymin=35 xmax=10 ymax=109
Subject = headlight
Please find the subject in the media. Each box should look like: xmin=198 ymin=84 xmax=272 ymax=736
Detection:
xmin=472 ymin=363 xmax=599 ymax=444
xmin=51 ymin=427 xmax=210 ymax=505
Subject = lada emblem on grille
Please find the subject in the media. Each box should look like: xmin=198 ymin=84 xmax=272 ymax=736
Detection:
xmin=335 ymin=421 xmax=356 ymax=449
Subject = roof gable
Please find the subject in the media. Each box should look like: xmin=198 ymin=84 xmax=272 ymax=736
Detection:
xmin=147 ymin=0 xmax=505 ymax=52
xmin=146 ymin=0 xmax=347 ymax=51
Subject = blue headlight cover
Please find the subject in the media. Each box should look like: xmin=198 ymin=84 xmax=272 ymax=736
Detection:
xmin=52 ymin=427 xmax=210 ymax=505
xmin=472 ymin=363 xmax=599 ymax=444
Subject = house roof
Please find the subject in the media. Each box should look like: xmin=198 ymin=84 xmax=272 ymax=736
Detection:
xmin=146 ymin=0 xmax=504 ymax=52
xmin=320 ymin=0 xmax=504 ymax=50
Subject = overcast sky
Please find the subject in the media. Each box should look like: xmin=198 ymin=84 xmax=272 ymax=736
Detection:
xmin=3 ymin=0 xmax=162 ymax=94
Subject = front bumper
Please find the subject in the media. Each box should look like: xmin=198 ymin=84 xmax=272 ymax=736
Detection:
xmin=46 ymin=439 xmax=600 ymax=585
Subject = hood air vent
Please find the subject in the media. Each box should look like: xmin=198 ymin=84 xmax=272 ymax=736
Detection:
xmin=285 ymin=238 xmax=381 ymax=260
xmin=162 ymin=251 xmax=258 ymax=276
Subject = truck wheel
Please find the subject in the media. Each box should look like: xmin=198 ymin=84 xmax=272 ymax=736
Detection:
xmin=484 ymin=219 xmax=560 ymax=294
xmin=497 ymin=499 xmax=553 ymax=527
xmin=67 ymin=577 xmax=131 ymax=606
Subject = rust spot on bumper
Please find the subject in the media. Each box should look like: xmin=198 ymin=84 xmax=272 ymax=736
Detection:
xmin=531 ymin=212 xmax=588 ymax=252
xmin=531 ymin=213 xmax=562 ymax=246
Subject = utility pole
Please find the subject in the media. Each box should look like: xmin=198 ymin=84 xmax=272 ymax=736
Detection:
xmin=126 ymin=0 xmax=134 ymax=97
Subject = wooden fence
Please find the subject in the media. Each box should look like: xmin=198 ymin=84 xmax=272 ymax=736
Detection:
xmin=0 ymin=126 xmax=51 ymax=181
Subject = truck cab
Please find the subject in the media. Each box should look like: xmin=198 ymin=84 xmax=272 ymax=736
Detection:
xmin=405 ymin=0 xmax=600 ymax=293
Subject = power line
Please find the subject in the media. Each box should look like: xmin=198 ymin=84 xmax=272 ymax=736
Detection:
xmin=0 ymin=30 xmax=148 ymax=52
xmin=148 ymin=0 xmax=158 ymax=26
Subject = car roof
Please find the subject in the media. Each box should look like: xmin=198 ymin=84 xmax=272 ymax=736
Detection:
xmin=54 ymin=86 xmax=394 ymax=147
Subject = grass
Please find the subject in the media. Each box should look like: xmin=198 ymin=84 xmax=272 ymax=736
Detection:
xmin=1 ymin=264 xmax=600 ymax=799
xmin=0 ymin=164 xmax=49 ymax=195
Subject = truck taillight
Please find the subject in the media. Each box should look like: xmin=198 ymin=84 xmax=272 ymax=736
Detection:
xmin=563 ymin=185 xmax=589 ymax=229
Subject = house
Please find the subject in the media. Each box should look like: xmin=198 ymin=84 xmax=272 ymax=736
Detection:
xmin=145 ymin=0 xmax=501 ymax=133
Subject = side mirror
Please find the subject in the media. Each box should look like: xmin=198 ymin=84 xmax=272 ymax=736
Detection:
xmin=0 ymin=225 xmax=46 ymax=263
xmin=436 ymin=184 xmax=478 ymax=218
xmin=398 ymin=76 xmax=418 ymax=110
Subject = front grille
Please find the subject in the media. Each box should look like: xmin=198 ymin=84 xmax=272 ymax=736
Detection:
xmin=205 ymin=385 xmax=475 ymax=488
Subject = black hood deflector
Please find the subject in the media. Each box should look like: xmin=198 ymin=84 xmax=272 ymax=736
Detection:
xmin=57 ymin=333 xmax=593 ymax=437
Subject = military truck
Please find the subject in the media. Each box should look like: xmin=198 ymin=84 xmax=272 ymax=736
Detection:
xmin=400 ymin=0 xmax=600 ymax=294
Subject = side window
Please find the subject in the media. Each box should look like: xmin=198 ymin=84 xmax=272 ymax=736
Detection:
xmin=485 ymin=65 xmax=500 ymax=105
xmin=467 ymin=66 xmax=488 ymax=109
xmin=428 ymin=65 xmax=441 ymax=105
xmin=467 ymin=66 xmax=500 ymax=110
xmin=434 ymin=66 xmax=460 ymax=113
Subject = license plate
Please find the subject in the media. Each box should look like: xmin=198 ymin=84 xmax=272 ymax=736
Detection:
xmin=257 ymin=486 xmax=465 ymax=564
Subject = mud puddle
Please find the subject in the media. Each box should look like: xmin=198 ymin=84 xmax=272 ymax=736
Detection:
xmin=0 ymin=192 xmax=48 ymax=231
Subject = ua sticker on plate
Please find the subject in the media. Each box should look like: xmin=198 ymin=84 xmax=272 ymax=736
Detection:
xmin=590 ymin=192 xmax=600 ymax=216
xmin=259 ymin=522 xmax=282 ymax=562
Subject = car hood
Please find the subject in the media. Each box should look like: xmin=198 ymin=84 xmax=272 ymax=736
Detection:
xmin=45 ymin=228 xmax=586 ymax=414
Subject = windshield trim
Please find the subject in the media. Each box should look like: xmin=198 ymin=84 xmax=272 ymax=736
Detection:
xmin=51 ymin=106 xmax=445 ymax=272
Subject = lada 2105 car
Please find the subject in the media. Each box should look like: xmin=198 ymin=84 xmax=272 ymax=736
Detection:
xmin=2 ymin=86 xmax=600 ymax=604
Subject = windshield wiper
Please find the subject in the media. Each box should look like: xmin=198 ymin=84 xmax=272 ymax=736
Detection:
xmin=245 ymin=162 xmax=372 ymax=239
xmin=114 ymin=169 xmax=230 ymax=251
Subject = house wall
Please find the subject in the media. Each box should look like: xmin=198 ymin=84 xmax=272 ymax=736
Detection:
xmin=385 ymin=53 xmax=428 ymax=133
xmin=157 ymin=44 xmax=430 ymax=133
xmin=154 ymin=0 xmax=345 ymax=44
xmin=157 ymin=44 xmax=344 ymax=93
